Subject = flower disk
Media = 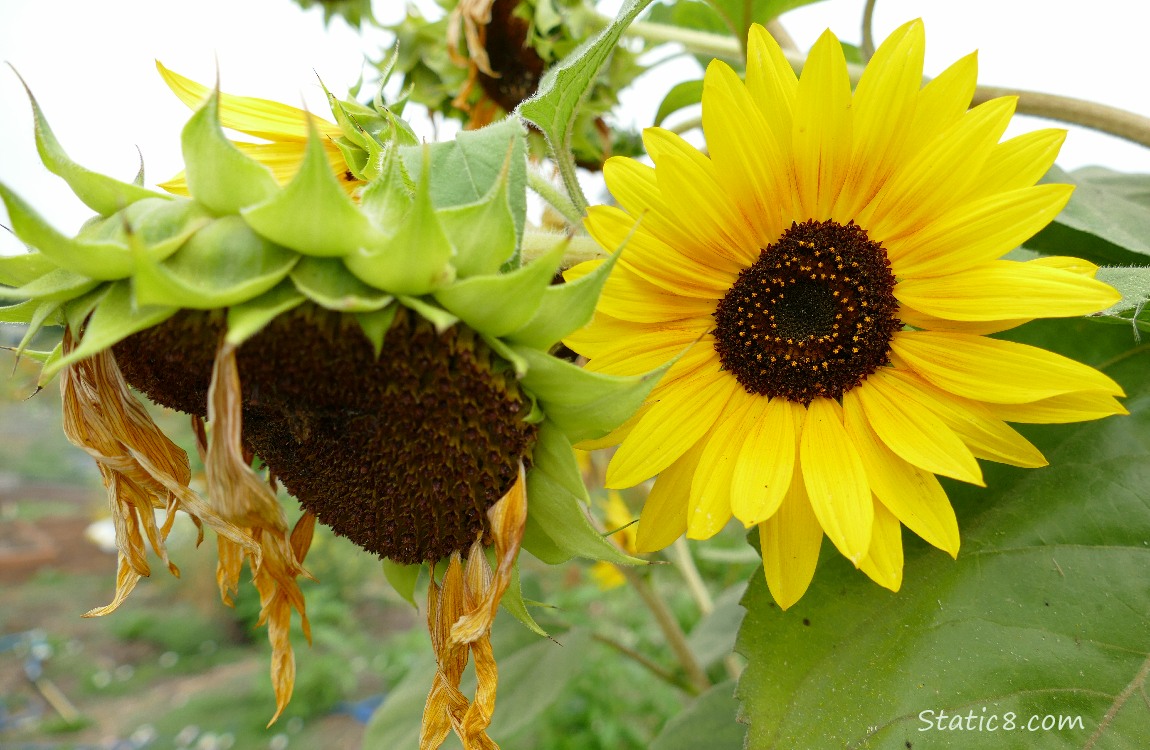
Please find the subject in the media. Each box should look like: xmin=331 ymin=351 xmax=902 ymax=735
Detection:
xmin=713 ymin=219 xmax=900 ymax=404
xmin=114 ymin=306 xmax=537 ymax=564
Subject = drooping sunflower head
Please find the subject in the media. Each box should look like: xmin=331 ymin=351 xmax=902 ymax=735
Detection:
xmin=1 ymin=68 xmax=656 ymax=739
xmin=566 ymin=20 xmax=1126 ymax=609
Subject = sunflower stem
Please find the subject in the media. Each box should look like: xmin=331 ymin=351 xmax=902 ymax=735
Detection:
xmin=528 ymin=168 xmax=584 ymax=227
xmin=860 ymin=0 xmax=878 ymax=61
xmin=619 ymin=565 xmax=712 ymax=695
xmin=590 ymin=632 xmax=695 ymax=692
xmin=521 ymin=229 xmax=607 ymax=268
xmin=669 ymin=538 xmax=714 ymax=614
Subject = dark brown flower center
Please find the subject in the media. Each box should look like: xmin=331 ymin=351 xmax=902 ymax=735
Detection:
xmin=112 ymin=305 xmax=536 ymax=564
xmin=712 ymin=219 xmax=901 ymax=405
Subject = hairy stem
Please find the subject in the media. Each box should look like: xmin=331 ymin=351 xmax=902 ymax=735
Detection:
xmin=861 ymin=0 xmax=878 ymax=61
xmin=528 ymin=168 xmax=584 ymax=227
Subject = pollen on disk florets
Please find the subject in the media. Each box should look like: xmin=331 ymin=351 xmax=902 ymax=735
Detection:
xmin=712 ymin=219 xmax=901 ymax=405
xmin=112 ymin=305 xmax=538 ymax=564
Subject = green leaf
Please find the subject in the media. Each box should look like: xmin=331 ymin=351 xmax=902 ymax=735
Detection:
xmin=45 ymin=281 xmax=176 ymax=379
xmin=687 ymin=581 xmax=747 ymax=668
xmin=655 ymin=79 xmax=704 ymax=126
xmin=702 ymin=0 xmax=828 ymax=43
xmin=735 ymin=319 xmax=1150 ymax=749
xmin=650 ymin=681 xmax=744 ymax=750
xmin=519 ymin=0 xmax=655 ymax=166
xmin=355 ymin=303 xmax=400 ymax=357
xmin=0 ymin=182 xmax=136 ymax=281
xmin=506 ymin=245 xmax=621 ymax=350
xmin=381 ymin=558 xmax=421 ymax=607
xmin=515 ymin=345 xmax=666 ymax=444
xmin=500 ymin=560 xmax=549 ymax=637
xmin=241 ymin=125 xmax=387 ymax=257
xmin=436 ymin=147 xmax=519 ymax=277
xmin=1030 ymin=166 xmax=1150 ymax=264
xmin=433 ymin=239 xmax=564 ymax=337
xmin=0 ymin=267 xmax=100 ymax=303
xmin=290 ymin=256 xmax=393 ymax=312
xmin=132 ymin=215 xmax=298 ymax=309
xmin=345 ymin=146 xmax=456 ymax=295
xmin=1090 ymin=266 xmax=1150 ymax=333
xmin=182 ymin=88 xmax=279 ymax=214
xmin=13 ymin=68 xmax=163 ymax=216
xmin=396 ymin=295 xmax=458 ymax=333
xmin=400 ymin=117 xmax=527 ymax=243
xmin=0 ymin=251 xmax=58 ymax=288
xmin=524 ymin=420 xmax=644 ymax=565
xmin=224 ymin=281 xmax=306 ymax=345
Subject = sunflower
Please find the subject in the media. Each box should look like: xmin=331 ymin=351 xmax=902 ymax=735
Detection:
xmin=1 ymin=71 xmax=653 ymax=747
xmin=565 ymin=20 xmax=1126 ymax=609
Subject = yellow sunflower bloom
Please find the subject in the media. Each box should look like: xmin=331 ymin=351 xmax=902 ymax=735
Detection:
xmin=565 ymin=20 xmax=1127 ymax=610
xmin=155 ymin=61 xmax=363 ymax=195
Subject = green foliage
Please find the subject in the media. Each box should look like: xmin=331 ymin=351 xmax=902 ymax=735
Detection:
xmin=735 ymin=318 xmax=1150 ymax=748
xmin=1031 ymin=165 xmax=1150 ymax=265
xmin=519 ymin=0 xmax=656 ymax=179
xmin=650 ymin=682 xmax=744 ymax=750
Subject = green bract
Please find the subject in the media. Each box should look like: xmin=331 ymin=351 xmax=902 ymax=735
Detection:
xmin=0 ymin=82 xmax=660 ymax=623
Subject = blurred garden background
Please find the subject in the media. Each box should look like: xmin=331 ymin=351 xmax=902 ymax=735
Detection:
xmin=0 ymin=324 xmax=756 ymax=749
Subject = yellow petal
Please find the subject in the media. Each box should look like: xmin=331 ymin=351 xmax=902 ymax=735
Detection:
xmin=882 ymin=368 xmax=1047 ymax=469
xmin=800 ymin=397 xmax=873 ymax=564
xmin=833 ymin=19 xmax=924 ymax=220
xmin=901 ymin=51 xmax=978 ymax=162
xmin=687 ymin=390 xmax=757 ymax=539
xmin=865 ymin=97 xmax=1016 ymax=243
xmin=888 ymin=184 xmax=1074 ymax=276
xmin=892 ymin=330 xmax=1125 ymax=403
xmin=594 ymin=263 xmax=719 ymax=323
xmin=895 ymin=260 xmax=1119 ymax=320
xmin=842 ymin=392 xmax=959 ymax=556
xmin=791 ymin=30 xmax=853 ymax=220
xmin=634 ymin=438 xmax=706 ymax=552
xmin=606 ymin=369 xmax=737 ymax=488
xmin=984 ymin=390 xmax=1128 ymax=424
xmin=899 ymin=304 xmax=1028 ymax=335
xmin=745 ymin=23 xmax=798 ymax=147
xmin=702 ymin=59 xmax=795 ymax=245
xmin=645 ymin=127 xmax=761 ymax=265
xmin=759 ymin=474 xmax=822 ymax=610
xmin=584 ymin=205 xmax=734 ymax=298
xmin=731 ymin=396 xmax=801 ymax=527
xmin=857 ymin=499 xmax=904 ymax=592
xmin=852 ymin=369 xmax=984 ymax=485
xmin=964 ymin=128 xmax=1067 ymax=202
xmin=602 ymin=156 xmax=746 ymax=277
xmin=156 ymin=61 xmax=342 ymax=142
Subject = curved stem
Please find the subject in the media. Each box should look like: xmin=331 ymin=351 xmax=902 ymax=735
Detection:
xmin=591 ymin=632 xmax=693 ymax=692
xmin=861 ymin=0 xmax=878 ymax=61
xmin=528 ymin=168 xmax=583 ymax=227
xmin=619 ymin=565 xmax=712 ymax=695
xmin=972 ymin=87 xmax=1150 ymax=150
xmin=766 ymin=19 xmax=798 ymax=53
xmin=622 ymin=20 xmax=1150 ymax=151
xmin=669 ymin=538 xmax=714 ymax=614
xmin=553 ymin=152 xmax=589 ymax=218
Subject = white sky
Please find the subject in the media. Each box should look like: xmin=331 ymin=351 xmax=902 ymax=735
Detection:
xmin=1 ymin=0 xmax=1147 ymax=256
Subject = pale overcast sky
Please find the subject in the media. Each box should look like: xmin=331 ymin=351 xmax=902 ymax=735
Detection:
xmin=1 ymin=0 xmax=1147 ymax=255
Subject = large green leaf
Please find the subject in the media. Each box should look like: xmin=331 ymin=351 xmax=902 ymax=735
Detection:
xmin=650 ymin=681 xmax=744 ymax=750
xmin=400 ymin=117 xmax=527 ymax=243
xmin=735 ymin=318 xmax=1150 ymax=748
xmin=1091 ymin=266 xmax=1150 ymax=334
xmin=1030 ymin=166 xmax=1150 ymax=265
